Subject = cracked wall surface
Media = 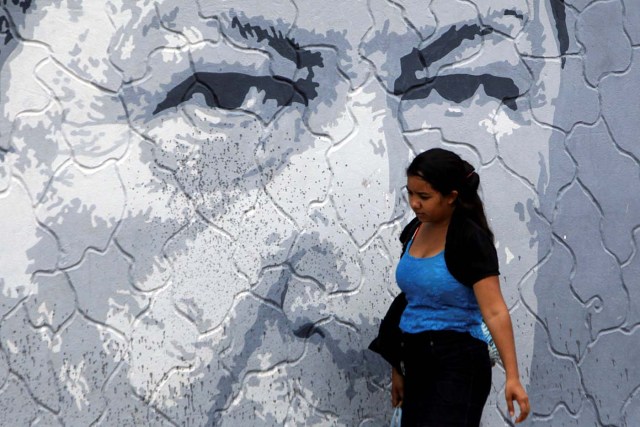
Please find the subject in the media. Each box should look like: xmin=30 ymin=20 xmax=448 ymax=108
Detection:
xmin=0 ymin=0 xmax=639 ymax=426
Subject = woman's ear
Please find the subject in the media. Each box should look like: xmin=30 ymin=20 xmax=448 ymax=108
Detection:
xmin=447 ymin=190 xmax=459 ymax=205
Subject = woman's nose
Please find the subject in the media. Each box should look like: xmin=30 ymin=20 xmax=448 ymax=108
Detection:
xmin=409 ymin=197 xmax=420 ymax=210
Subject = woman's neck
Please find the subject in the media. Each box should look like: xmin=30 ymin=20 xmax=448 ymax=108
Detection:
xmin=410 ymin=220 xmax=450 ymax=258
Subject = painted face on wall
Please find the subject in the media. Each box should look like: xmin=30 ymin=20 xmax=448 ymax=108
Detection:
xmin=0 ymin=1 xmax=570 ymax=425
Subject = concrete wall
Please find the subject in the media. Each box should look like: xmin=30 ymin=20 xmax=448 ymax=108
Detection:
xmin=0 ymin=1 xmax=638 ymax=425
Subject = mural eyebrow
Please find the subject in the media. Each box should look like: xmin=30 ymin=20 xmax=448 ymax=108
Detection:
xmin=230 ymin=16 xmax=323 ymax=70
xmin=151 ymin=19 xmax=329 ymax=117
xmin=391 ymin=24 xmax=524 ymax=110
xmin=393 ymin=24 xmax=493 ymax=95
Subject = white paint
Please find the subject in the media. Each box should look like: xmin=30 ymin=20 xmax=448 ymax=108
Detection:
xmin=0 ymin=180 xmax=49 ymax=298
xmin=59 ymin=359 xmax=91 ymax=411
xmin=505 ymin=246 xmax=515 ymax=264
xmin=6 ymin=340 xmax=19 ymax=354
xmin=119 ymin=36 xmax=135 ymax=60
xmin=193 ymin=108 xmax=222 ymax=124
xmin=50 ymin=335 xmax=63 ymax=353
xmin=1 ymin=44 xmax=51 ymax=124
xmin=161 ymin=46 xmax=184 ymax=62
xmin=181 ymin=27 xmax=204 ymax=43
xmin=480 ymin=109 xmax=521 ymax=141
xmin=289 ymin=284 xmax=326 ymax=314
xmin=257 ymin=352 xmax=273 ymax=370
xmin=38 ymin=302 xmax=54 ymax=326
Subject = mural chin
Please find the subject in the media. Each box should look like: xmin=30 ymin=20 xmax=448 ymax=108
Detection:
xmin=2 ymin=1 xmax=638 ymax=426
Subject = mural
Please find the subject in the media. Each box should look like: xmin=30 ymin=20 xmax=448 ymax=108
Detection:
xmin=0 ymin=0 xmax=638 ymax=425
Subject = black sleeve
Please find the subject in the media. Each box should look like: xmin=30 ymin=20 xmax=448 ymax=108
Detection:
xmin=445 ymin=217 xmax=500 ymax=287
xmin=367 ymin=293 xmax=407 ymax=371
xmin=464 ymin=224 xmax=500 ymax=285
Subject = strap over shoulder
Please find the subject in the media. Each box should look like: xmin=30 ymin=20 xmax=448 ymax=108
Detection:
xmin=399 ymin=217 xmax=421 ymax=256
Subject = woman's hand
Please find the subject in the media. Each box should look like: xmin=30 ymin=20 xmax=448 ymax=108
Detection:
xmin=474 ymin=277 xmax=530 ymax=422
xmin=391 ymin=367 xmax=404 ymax=407
xmin=505 ymin=378 xmax=530 ymax=423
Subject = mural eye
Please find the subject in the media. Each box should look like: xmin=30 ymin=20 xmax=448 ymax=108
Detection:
xmin=153 ymin=71 xmax=308 ymax=118
xmin=398 ymin=74 xmax=521 ymax=111
xmin=393 ymin=24 xmax=525 ymax=111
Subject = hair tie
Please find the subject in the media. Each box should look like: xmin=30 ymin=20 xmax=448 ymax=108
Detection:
xmin=466 ymin=170 xmax=475 ymax=179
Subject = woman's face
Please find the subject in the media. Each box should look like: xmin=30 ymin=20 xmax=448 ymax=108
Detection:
xmin=406 ymin=175 xmax=457 ymax=225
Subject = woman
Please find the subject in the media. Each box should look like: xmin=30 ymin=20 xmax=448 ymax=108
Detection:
xmin=370 ymin=148 xmax=529 ymax=426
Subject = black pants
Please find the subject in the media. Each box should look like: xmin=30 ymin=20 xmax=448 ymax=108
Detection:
xmin=401 ymin=330 xmax=492 ymax=427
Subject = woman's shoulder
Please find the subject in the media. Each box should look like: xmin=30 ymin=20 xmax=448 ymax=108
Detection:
xmin=449 ymin=212 xmax=493 ymax=245
xmin=445 ymin=212 xmax=499 ymax=286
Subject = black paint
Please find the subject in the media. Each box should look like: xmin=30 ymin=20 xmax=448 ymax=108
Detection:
xmin=401 ymin=74 xmax=520 ymax=110
xmin=153 ymin=72 xmax=309 ymax=114
xmin=154 ymin=18 xmax=326 ymax=115
xmin=2 ymin=0 xmax=33 ymax=14
xmin=1 ymin=15 xmax=13 ymax=45
xmin=394 ymin=25 xmax=493 ymax=95
xmin=504 ymin=9 xmax=524 ymax=20
xmin=231 ymin=16 xmax=324 ymax=70
xmin=550 ymin=0 xmax=569 ymax=67
xmin=394 ymin=25 xmax=520 ymax=110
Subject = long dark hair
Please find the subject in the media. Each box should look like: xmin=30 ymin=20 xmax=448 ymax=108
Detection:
xmin=406 ymin=148 xmax=493 ymax=240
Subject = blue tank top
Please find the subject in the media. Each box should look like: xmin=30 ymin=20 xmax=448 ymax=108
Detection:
xmin=396 ymin=236 xmax=486 ymax=342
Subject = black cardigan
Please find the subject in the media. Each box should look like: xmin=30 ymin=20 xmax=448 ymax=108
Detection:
xmin=368 ymin=211 xmax=500 ymax=370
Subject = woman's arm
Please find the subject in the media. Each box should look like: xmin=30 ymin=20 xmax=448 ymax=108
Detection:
xmin=474 ymin=275 xmax=530 ymax=423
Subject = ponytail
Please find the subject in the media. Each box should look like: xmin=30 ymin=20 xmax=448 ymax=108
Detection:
xmin=457 ymin=163 xmax=493 ymax=240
